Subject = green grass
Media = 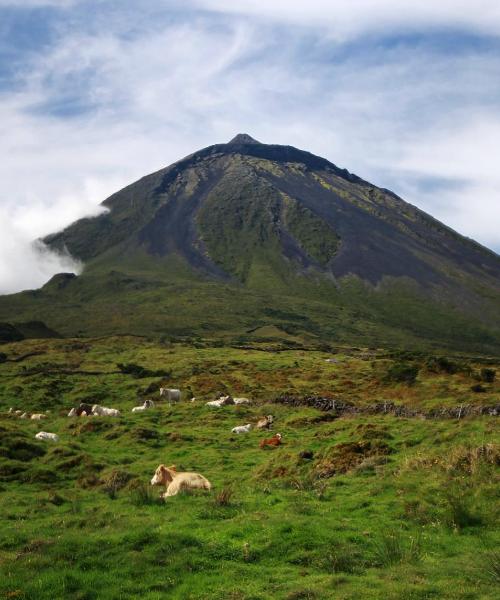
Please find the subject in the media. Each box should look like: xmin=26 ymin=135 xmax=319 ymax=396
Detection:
xmin=0 ymin=337 xmax=498 ymax=599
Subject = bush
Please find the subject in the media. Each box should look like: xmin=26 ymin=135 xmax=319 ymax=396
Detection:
xmin=213 ymin=486 xmax=234 ymax=507
xmin=129 ymin=481 xmax=157 ymax=506
xmin=471 ymin=384 xmax=486 ymax=393
xmin=117 ymin=362 xmax=170 ymax=379
xmin=425 ymin=355 xmax=474 ymax=376
xmin=480 ymin=368 xmax=496 ymax=383
xmin=372 ymin=531 xmax=422 ymax=566
xmin=443 ymin=487 xmax=482 ymax=530
xmin=385 ymin=362 xmax=418 ymax=385
xmin=319 ymin=543 xmax=364 ymax=574
xmin=100 ymin=469 xmax=133 ymax=498
xmin=481 ymin=548 xmax=500 ymax=583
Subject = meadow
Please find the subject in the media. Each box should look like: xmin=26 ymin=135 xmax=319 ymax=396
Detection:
xmin=0 ymin=336 xmax=498 ymax=599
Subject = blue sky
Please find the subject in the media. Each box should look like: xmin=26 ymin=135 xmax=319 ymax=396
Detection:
xmin=0 ymin=0 xmax=499 ymax=292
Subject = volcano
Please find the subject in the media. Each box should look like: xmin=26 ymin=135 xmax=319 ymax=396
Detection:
xmin=1 ymin=134 xmax=499 ymax=351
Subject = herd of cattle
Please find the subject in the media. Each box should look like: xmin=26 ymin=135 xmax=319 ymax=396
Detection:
xmin=7 ymin=389 xmax=283 ymax=497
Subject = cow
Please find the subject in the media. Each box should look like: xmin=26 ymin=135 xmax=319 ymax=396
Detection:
xmin=159 ymin=388 xmax=181 ymax=404
xmin=31 ymin=413 xmax=46 ymax=420
xmin=20 ymin=412 xmax=31 ymax=419
xmin=206 ymin=395 xmax=235 ymax=408
xmin=35 ymin=432 xmax=59 ymax=442
xmin=233 ymin=398 xmax=251 ymax=405
xmin=150 ymin=464 xmax=212 ymax=498
xmin=259 ymin=433 xmax=282 ymax=449
xmin=256 ymin=415 xmax=274 ymax=429
xmin=231 ymin=423 xmax=252 ymax=434
xmin=76 ymin=403 xmax=94 ymax=416
xmin=92 ymin=405 xmax=120 ymax=417
xmin=132 ymin=399 xmax=155 ymax=413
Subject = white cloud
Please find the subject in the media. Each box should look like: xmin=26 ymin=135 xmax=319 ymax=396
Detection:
xmin=0 ymin=0 xmax=77 ymax=6
xmin=191 ymin=0 xmax=500 ymax=38
xmin=0 ymin=2 xmax=499 ymax=295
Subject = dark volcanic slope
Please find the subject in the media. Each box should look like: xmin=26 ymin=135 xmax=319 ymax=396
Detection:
xmin=45 ymin=134 xmax=499 ymax=288
xmin=1 ymin=134 xmax=499 ymax=350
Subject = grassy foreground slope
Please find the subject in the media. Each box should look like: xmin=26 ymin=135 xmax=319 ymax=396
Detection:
xmin=0 ymin=337 xmax=498 ymax=599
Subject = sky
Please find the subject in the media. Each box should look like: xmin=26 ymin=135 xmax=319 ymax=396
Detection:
xmin=0 ymin=0 xmax=499 ymax=294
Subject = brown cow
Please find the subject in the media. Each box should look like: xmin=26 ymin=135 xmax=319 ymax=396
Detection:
xmin=255 ymin=415 xmax=274 ymax=430
xmin=259 ymin=433 xmax=282 ymax=449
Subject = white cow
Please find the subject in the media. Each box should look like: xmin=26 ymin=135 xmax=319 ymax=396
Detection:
xmin=31 ymin=413 xmax=46 ymax=420
xmin=35 ymin=432 xmax=59 ymax=442
xmin=92 ymin=405 xmax=120 ymax=417
xmin=206 ymin=395 xmax=235 ymax=408
xmin=150 ymin=464 xmax=212 ymax=498
xmin=159 ymin=388 xmax=181 ymax=404
xmin=132 ymin=399 xmax=155 ymax=413
xmin=233 ymin=398 xmax=251 ymax=405
xmin=231 ymin=423 xmax=252 ymax=434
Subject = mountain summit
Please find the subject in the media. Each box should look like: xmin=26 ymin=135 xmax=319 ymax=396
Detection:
xmin=1 ymin=135 xmax=499 ymax=350
xmin=228 ymin=133 xmax=261 ymax=144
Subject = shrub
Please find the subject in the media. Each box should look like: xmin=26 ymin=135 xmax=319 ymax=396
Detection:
xmin=480 ymin=368 xmax=496 ymax=383
xmin=117 ymin=362 xmax=170 ymax=379
xmin=129 ymin=481 xmax=157 ymax=506
xmin=426 ymin=356 xmax=459 ymax=374
xmin=385 ymin=362 xmax=418 ymax=385
xmin=213 ymin=486 xmax=234 ymax=507
xmin=372 ymin=531 xmax=422 ymax=567
xmin=443 ymin=487 xmax=482 ymax=530
xmin=100 ymin=469 xmax=133 ymax=498
xmin=471 ymin=384 xmax=486 ymax=393
xmin=319 ymin=543 xmax=364 ymax=574
xmin=481 ymin=549 xmax=500 ymax=583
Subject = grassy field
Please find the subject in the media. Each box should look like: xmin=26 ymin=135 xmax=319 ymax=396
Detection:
xmin=0 ymin=337 xmax=498 ymax=599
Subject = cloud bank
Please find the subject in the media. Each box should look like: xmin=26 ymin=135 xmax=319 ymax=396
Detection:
xmin=0 ymin=1 xmax=499 ymax=294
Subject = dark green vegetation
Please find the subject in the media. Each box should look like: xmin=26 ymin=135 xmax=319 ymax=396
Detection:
xmin=0 ymin=135 xmax=498 ymax=352
xmin=0 ymin=336 xmax=499 ymax=599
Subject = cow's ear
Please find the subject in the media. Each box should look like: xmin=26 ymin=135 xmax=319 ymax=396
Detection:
xmin=160 ymin=464 xmax=166 ymax=471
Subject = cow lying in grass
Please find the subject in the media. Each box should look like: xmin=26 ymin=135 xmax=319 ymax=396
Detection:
xmin=67 ymin=403 xmax=93 ymax=417
xmin=132 ymin=399 xmax=155 ymax=413
xmin=231 ymin=423 xmax=252 ymax=434
xmin=259 ymin=433 xmax=282 ymax=448
xmin=150 ymin=464 xmax=212 ymax=498
xmin=206 ymin=395 xmax=235 ymax=408
xmin=92 ymin=404 xmax=120 ymax=417
xmin=233 ymin=397 xmax=251 ymax=405
xmin=35 ymin=432 xmax=59 ymax=442
xmin=256 ymin=415 xmax=274 ymax=429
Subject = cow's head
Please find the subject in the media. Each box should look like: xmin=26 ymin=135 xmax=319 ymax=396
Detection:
xmin=275 ymin=433 xmax=282 ymax=440
xmin=150 ymin=464 xmax=177 ymax=486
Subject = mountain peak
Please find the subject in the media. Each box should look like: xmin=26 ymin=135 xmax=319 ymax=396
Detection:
xmin=227 ymin=133 xmax=261 ymax=145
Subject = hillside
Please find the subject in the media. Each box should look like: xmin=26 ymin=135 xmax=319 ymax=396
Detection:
xmin=0 ymin=336 xmax=498 ymax=599
xmin=0 ymin=134 xmax=499 ymax=352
